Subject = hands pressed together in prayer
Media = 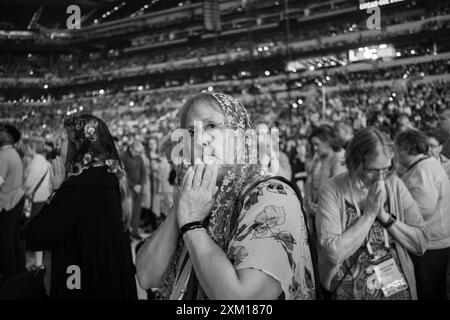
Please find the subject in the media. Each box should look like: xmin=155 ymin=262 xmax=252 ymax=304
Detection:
xmin=362 ymin=179 xmax=390 ymax=222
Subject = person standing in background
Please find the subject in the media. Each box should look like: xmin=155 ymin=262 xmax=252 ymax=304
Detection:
xmin=140 ymin=145 xmax=156 ymax=233
xmin=22 ymin=137 xmax=53 ymax=270
xmin=438 ymin=108 xmax=450 ymax=159
xmin=305 ymin=125 xmax=346 ymax=231
xmin=395 ymin=129 xmax=450 ymax=300
xmin=121 ymin=140 xmax=146 ymax=240
xmin=148 ymin=138 xmax=162 ymax=222
xmin=335 ymin=121 xmax=354 ymax=150
xmin=427 ymin=128 xmax=450 ymax=180
xmin=0 ymin=124 xmax=26 ymax=283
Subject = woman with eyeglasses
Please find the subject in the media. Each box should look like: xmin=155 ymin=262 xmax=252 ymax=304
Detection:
xmin=395 ymin=129 xmax=450 ymax=300
xmin=315 ymin=126 xmax=428 ymax=300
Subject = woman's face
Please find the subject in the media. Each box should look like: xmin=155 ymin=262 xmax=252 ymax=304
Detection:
xmin=427 ymin=137 xmax=442 ymax=159
xmin=185 ymin=101 xmax=227 ymax=163
xmin=311 ymin=136 xmax=331 ymax=157
xmin=58 ymin=129 xmax=69 ymax=165
xmin=360 ymin=150 xmax=394 ymax=187
xmin=185 ymin=101 xmax=228 ymax=180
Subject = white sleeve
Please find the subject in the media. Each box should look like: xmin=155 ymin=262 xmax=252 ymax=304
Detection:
xmin=23 ymin=157 xmax=43 ymax=192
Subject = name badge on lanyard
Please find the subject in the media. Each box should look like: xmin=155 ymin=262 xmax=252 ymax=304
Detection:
xmin=349 ymin=184 xmax=408 ymax=298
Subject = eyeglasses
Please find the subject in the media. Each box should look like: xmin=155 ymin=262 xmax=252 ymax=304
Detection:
xmin=363 ymin=164 xmax=395 ymax=177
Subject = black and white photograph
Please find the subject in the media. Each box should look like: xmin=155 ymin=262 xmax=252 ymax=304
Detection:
xmin=0 ymin=0 xmax=450 ymax=305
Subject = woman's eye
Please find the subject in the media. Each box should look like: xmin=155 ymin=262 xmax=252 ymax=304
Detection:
xmin=206 ymin=123 xmax=217 ymax=130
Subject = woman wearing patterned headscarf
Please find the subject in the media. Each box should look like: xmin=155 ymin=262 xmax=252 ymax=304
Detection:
xmin=24 ymin=114 xmax=137 ymax=299
xmin=136 ymin=92 xmax=317 ymax=300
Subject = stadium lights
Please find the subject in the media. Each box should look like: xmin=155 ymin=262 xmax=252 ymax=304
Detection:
xmin=129 ymin=101 xmax=135 ymax=107
xmin=396 ymin=52 xmax=401 ymax=57
xmin=264 ymin=71 xmax=271 ymax=76
xmin=96 ymin=2 xmax=126 ymax=24
xmin=43 ymin=84 xmax=48 ymax=89
xmin=131 ymin=0 xmax=160 ymax=17
xmin=138 ymin=85 xmax=143 ymax=91
xmin=292 ymin=103 xmax=298 ymax=109
xmin=99 ymin=89 xmax=105 ymax=95
xmin=79 ymin=106 xmax=83 ymax=111
xmin=207 ymin=86 xmax=214 ymax=92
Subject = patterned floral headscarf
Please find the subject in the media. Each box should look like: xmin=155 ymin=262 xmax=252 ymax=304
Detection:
xmin=158 ymin=92 xmax=265 ymax=300
xmin=62 ymin=114 xmax=126 ymax=180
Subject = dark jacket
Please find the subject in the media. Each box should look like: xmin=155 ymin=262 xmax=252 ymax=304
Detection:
xmin=120 ymin=150 xmax=145 ymax=190
xmin=25 ymin=166 xmax=137 ymax=300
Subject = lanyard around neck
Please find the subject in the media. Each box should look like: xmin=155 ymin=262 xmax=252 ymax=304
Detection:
xmin=348 ymin=179 xmax=390 ymax=254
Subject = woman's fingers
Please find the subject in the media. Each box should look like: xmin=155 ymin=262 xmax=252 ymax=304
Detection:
xmin=201 ymin=164 xmax=213 ymax=189
xmin=182 ymin=167 xmax=194 ymax=191
xmin=192 ymin=164 xmax=205 ymax=189
xmin=373 ymin=187 xmax=384 ymax=211
xmin=208 ymin=165 xmax=218 ymax=192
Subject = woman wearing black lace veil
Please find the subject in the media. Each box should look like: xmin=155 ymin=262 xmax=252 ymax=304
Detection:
xmin=23 ymin=114 xmax=137 ymax=299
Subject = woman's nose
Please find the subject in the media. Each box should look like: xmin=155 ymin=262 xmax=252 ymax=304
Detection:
xmin=201 ymin=131 xmax=212 ymax=147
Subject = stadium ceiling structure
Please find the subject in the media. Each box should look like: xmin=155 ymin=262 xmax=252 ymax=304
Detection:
xmin=0 ymin=0 xmax=199 ymax=30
